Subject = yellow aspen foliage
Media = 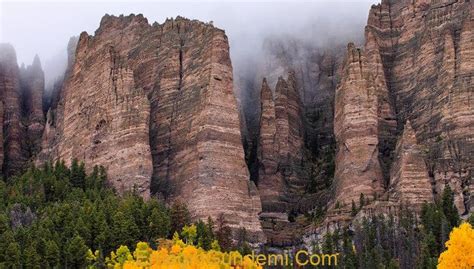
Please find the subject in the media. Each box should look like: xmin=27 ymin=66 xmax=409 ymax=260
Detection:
xmin=105 ymin=240 xmax=262 ymax=269
xmin=437 ymin=222 xmax=474 ymax=269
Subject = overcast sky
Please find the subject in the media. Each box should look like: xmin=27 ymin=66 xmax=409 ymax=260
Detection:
xmin=0 ymin=0 xmax=375 ymax=86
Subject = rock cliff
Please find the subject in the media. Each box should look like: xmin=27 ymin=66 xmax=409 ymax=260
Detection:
xmin=366 ymin=0 xmax=472 ymax=214
xmin=333 ymin=43 xmax=386 ymax=207
xmin=20 ymin=55 xmax=45 ymax=157
xmin=1 ymin=0 xmax=472 ymax=246
xmin=0 ymin=44 xmax=24 ymax=177
xmin=256 ymin=73 xmax=309 ymax=245
xmin=389 ymin=121 xmax=434 ymax=209
xmin=37 ymin=14 xmax=264 ymax=239
xmin=0 ymin=44 xmax=46 ymax=177
xmin=332 ymin=0 xmax=472 ymax=215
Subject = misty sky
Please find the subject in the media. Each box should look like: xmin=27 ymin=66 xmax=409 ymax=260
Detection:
xmin=0 ymin=0 xmax=375 ymax=86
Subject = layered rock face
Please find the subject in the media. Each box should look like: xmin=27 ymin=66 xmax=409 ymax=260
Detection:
xmin=333 ymin=0 xmax=472 ymax=214
xmin=20 ymin=55 xmax=45 ymax=156
xmin=235 ymin=31 xmax=348 ymax=246
xmin=237 ymin=37 xmax=344 ymax=185
xmin=333 ymin=43 xmax=386 ymax=206
xmin=257 ymin=73 xmax=305 ymax=210
xmin=364 ymin=0 xmax=473 ymax=213
xmin=389 ymin=121 xmax=434 ymax=209
xmin=0 ymin=45 xmax=45 ymax=177
xmin=38 ymin=14 xmax=263 ymax=238
xmin=257 ymin=73 xmax=309 ymax=245
xmin=0 ymin=44 xmax=23 ymax=177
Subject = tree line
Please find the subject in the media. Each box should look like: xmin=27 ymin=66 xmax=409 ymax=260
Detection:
xmin=0 ymin=160 xmax=245 ymax=268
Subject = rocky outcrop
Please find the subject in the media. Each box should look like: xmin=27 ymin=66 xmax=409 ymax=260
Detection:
xmin=364 ymin=0 xmax=473 ymax=214
xmin=0 ymin=44 xmax=27 ymax=177
xmin=389 ymin=121 xmax=434 ymax=209
xmin=256 ymin=72 xmax=310 ymax=245
xmin=0 ymin=45 xmax=48 ymax=177
xmin=257 ymin=73 xmax=305 ymax=209
xmin=237 ymin=37 xmax=345 ymax=192
xmin=257 ymin=78 xmax=282 ymax=210
xmin=333 ymin=43 xmax=386 ymax=207
xmin=37 ymin=14 xmax=264 ymax=239
xmin=333 ymin=0 xmax=472 ymax=214
xmin=20 ymin=55 xmax=45 ymax=156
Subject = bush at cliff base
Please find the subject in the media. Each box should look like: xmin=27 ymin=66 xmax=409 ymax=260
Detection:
xmin=437 ymin=222 xmax=474 ymax=269
xmin=94 ymin=238 xmax=262 ymax=269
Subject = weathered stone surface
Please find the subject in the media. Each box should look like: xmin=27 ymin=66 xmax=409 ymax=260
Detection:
xmin=389 ymin=121 xmax=434 ymax=209
xmin=364 ymin=0 xmax=473 ymax=214
xmin=20 ymin=55 xmax=45 ymax=156
xmin=257 ymin=72 xmax=306 ymax=203
xmin=256 ymin=72 xmax=310 ymax=245
xmin=0 ymin=44 xmax=27 ymax=177
xmin=37 ymin=14 xmax=264 ymax=239
xmin=237 ymin=38 xmax=345 ymax=190
xmin=332 ymin=0 xmax=472 ymax=214
xmin=257 ymin=78 xmax=283 ymax=210
xmin=333 ymin=43 xmax=385 ymax=207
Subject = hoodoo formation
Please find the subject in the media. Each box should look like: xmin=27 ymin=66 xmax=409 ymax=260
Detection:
xmin=0 ymin=0 xmax=472 ymax=247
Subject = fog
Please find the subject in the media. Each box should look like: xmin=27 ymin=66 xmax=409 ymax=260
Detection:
xmin=0 ymin=0 xmax=375 ymax=89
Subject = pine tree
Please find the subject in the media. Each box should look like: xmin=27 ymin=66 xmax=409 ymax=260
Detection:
xmin=341 ymin=229 xmax=358 ymax=269
xmin=351 ymin=200 xmax=358 ymax=216
xmin=23 ymin=244 xmax=41 ymax=269
xmin=147 ymin=205 xmax=171 ymax=240
xmin=441 ymin=186 xmax=460 ymax=228
xmin=469 ymin=214 xmax=474 ymax=226
xmin=86 ymin=166 xmax=99 ymax=190
xmin=170 ymin=202 xmax=191 ymax=235
xmin=5 ymin=242 xmax=21 ymax=268
xmin=0 ymin=213 xmax=9 ymax=234
xmin=0 ymin=230 xmax=15 ymax=264
xmin=70 ymin=159 xmax=86 ymax=190
xmin=53 ymin=159 xmax=69 ymax=181
xmin=44 ymin=240 xmax=60 ymax=268
xmin=91 ymin=209 xmax=110 ymax=253
xmin=215 ymin=214 xmax=233 ymax=251
xmin=111 ymin=211 xmax=140 ymax=248
xmin=66 ymin=235 xmax=88 ymax=269
xmin=196 ymin=219 xmax=213 ymax=250
xmin=359 ymin=193 xmax=365 ymax=209
xmin=417 ymin=231 xmax=437 ymax=269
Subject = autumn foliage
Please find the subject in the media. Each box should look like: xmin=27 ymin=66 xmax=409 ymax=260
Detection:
xmin=93 ymin=234 xmax=262 ymax=269
xmin=437 ymin=222 xmax=474 ymax=269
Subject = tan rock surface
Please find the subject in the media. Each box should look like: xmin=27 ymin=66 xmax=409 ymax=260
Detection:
xmin=0 ymin=44 xmax=27 ymax=177
xmin=37 ymin=14 xmax=264 ymax=239
xmin=389 ymin=121 xmax=434 ymax=209
xmin=365 ymin=0 xmax=473 ymax=213
xmin=333 ymin=43 xmax=385 ymax=207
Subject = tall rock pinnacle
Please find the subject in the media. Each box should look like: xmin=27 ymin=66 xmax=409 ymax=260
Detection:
xmin=333 ymin=43 xmax=385 ymax=207
xmin=389 ymin=121 xmax=434 ymax=209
